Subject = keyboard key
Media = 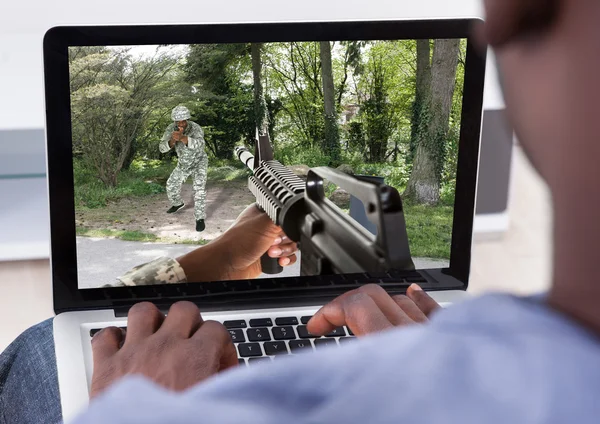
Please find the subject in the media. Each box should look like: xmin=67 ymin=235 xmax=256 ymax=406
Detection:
xmin=275 ymin=317 xmax=298 ymax=326
xmin=300 ymin=316 xmax=313 ymax=324
xmin=338 ymin=337 xmax=356 ymax=344
xmin=249 ymin=318 xmax=273 ymax=327
xmin=247 ymin=328 xmax=271 ymax=342
xmin=264 ymin=341 xmax=288 ymax=355
xmin=289 ymin=340 xmax=313 ymax=353
xmin=314 ymin=338 xmax=337 ymax=349
xmin=297 ymin=325 xmax=318 ymax=339
xmin=272 ymin=326 xmax=296 ymax=340
xmin=224 ymin=320 xmax=247 ymax=329
xmin=228 ymin=329 xmax=245 ymax=343
xmin=325 ymin=327 xmax=346 ymax=337
xmin=346 ymin=326 xmax=354 ymax=336
xmin=248 ymin=357 xmax=271 ymax=364
xmin=238 ymin=343 xmax=263 ymax=357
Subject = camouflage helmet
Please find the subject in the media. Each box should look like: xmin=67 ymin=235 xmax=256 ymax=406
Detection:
xmin=171 ymin=105 xmax=191 ymax=121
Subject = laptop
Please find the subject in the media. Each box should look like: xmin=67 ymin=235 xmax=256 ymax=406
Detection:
xmin=43 ymin=19 xmax=485 ymax=421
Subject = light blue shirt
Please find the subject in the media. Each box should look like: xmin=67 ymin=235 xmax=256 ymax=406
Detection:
xmin=74 ymin=294 xmax=600 ymax=423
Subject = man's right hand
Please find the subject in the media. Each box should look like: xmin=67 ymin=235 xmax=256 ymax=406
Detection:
xmin=90 ymin=302 xmax=237 ymax=398
xmin=307 ymin=283 xmax=440 ymax=337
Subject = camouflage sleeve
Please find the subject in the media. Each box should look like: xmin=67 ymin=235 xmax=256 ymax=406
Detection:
xmin=186 ymin=123 xmax=205 ymax=151
xmin=159 ymin=125 xmax=174 ymax=154
xmin=113 ymin=257 xmax=187 ymax=287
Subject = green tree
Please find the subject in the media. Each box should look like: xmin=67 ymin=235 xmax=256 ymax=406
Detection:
xmin=184 ymin=44 xmax=256 ymax=159
xmin=70 ymin=47 xmax=184 ymax=186
xmin=408 ymin=39 xmax=432 ymax=163
xmin=320 ymin=41 xmax=341 ymax=165
xmin=265 ymin=42 xmax=325 ymax=149
xmin=404 ymin=39 xmax=461 ymax=204
xmin=251 ymin=43 xmax=269 ymax=135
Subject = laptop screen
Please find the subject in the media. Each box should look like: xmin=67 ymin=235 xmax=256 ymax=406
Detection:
xmin=68 ymin=38 xmax=467 ymax=289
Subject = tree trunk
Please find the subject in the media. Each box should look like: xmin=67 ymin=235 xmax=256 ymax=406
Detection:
xmin=409 ymin=39 xmax=432 ymax=162
xmin=320 ymin=41 xmax=341 ymax=165
xmin=404 ymin=39 xmax=460 ymax=205
xmin=251 ymin=43 xmax=269 ymax=136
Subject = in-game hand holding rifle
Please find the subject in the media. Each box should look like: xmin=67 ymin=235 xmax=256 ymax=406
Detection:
xmin=169 ymin=125 xmax=188 ymax=148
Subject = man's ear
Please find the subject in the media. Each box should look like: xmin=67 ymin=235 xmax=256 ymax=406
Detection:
xmin=483 ymin=0 xmax=562 ymax=47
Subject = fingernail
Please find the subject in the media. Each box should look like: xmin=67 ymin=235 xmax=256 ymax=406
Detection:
xmin=281 ymin=257 xmax=290 ymax=266
xmin=409 ymin=283 xmax=422 ymax=291
xmin=273 ymin=237 xmax=282 ymax=245
xmin=270 ymin=248 xmax=282 ymax=256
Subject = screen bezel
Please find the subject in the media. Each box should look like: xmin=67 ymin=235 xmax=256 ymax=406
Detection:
xmin=44 ymin=19 xmax=486 ymax=314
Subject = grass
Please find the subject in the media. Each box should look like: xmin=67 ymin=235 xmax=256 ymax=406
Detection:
xmin=76 ymin=227 xmax=209 ymax=245
xmin=75 ymin=158 xmax=249 ymax=209
xmin=403 ymin=203 xmax=453 ymax=259
xmin=76 ymin=228 xmax=159 ymax=242
xmin=74 ymin=159 xmax=171 ymax=209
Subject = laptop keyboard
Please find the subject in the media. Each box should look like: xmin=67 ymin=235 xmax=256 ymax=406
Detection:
xmin=89 ymin=316 xmax=356 ymax=364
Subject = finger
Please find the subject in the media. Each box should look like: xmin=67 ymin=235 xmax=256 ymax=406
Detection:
xmin=308 ymin=284 xmax=414 ymax=336
xmin=391 ymin=295 xmax=428 ymax=323
xmin=407 ymin=284 xmax=441 ymax=317
xmin=91 ymin=327 xmax=124 ymax=365
xmin=124 ymin=302 xmax=165 ymax=345
xmin=191 ymin=320 xmax=238 ymax=371
xmin=158 ymin=301 xmax=203 ymax=339
xmin=279 ymin=254 xmax=297 ymax=267
xmin=267 ymin=242 xmax=298 ymax=258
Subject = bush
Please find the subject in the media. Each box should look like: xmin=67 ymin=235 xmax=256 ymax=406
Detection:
xmin=275 ymin=144 xmax=332 ymax=168
xmin=74 ymin=158 xmax=169 ymax=209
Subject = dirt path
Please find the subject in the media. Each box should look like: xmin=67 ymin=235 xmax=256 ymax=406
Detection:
xmin=76 ymin=180 xmax=254 ymax=242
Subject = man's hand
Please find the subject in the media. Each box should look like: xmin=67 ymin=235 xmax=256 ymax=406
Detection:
xmin=90 ymin=301 xmax=237 ymax=398
xmin=177 ymin=205 xmax=298 ymax=282
xmin=307 ymin=283 xmax=440 ymax=337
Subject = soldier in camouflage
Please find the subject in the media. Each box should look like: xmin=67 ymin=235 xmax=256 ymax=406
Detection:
xmin=159 ymin=105 xmax=208 ymax=232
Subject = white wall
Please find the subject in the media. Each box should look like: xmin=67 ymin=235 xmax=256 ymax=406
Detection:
xmin=0 ymin=0 xmax=502 ymax=131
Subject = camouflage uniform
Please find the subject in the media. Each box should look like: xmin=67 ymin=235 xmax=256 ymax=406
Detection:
xmin=159 ymin=121 xmax=208 ymax=220
xmin=111 ymin=257 xmax=187 ymax=287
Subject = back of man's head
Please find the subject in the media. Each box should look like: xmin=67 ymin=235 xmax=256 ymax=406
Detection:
xmin=484 ymin=0 xmax=600 ymax=194
xmin=484 ymin=0 xmax=600 ymax=325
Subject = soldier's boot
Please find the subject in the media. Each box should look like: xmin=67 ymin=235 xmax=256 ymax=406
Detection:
xmin=196 ymin=219 xmax=205 ymax=232
xmin=167 ymin=203 xmax=185 ymax=214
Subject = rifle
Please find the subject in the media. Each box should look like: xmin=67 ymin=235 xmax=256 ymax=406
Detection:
xmin=235 ymin=132 xmax=415 ymax=276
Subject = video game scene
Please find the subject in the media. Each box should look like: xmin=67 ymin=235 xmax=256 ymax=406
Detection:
xmin=70 ymin=38 xmax=467 ymax=289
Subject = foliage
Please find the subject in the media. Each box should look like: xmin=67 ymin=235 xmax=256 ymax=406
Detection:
xmin=70 ymin=46 xmax=193 ymax=185
xmin=74 ymin=158 xmax=168 ymax=208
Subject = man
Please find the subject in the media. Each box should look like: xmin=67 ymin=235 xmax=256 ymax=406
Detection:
xmin=159 ymin=105 xmax=208 ymax=232
xmin=2 ymin=0 xmax=600 ymax=422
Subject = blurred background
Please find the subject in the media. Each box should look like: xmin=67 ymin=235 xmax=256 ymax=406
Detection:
xmin=0 ymin=0 xmax=552 ymax=351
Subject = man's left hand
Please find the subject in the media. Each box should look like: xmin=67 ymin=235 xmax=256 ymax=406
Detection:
xmin=90 ymin=301 xmax=237 ymax=398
